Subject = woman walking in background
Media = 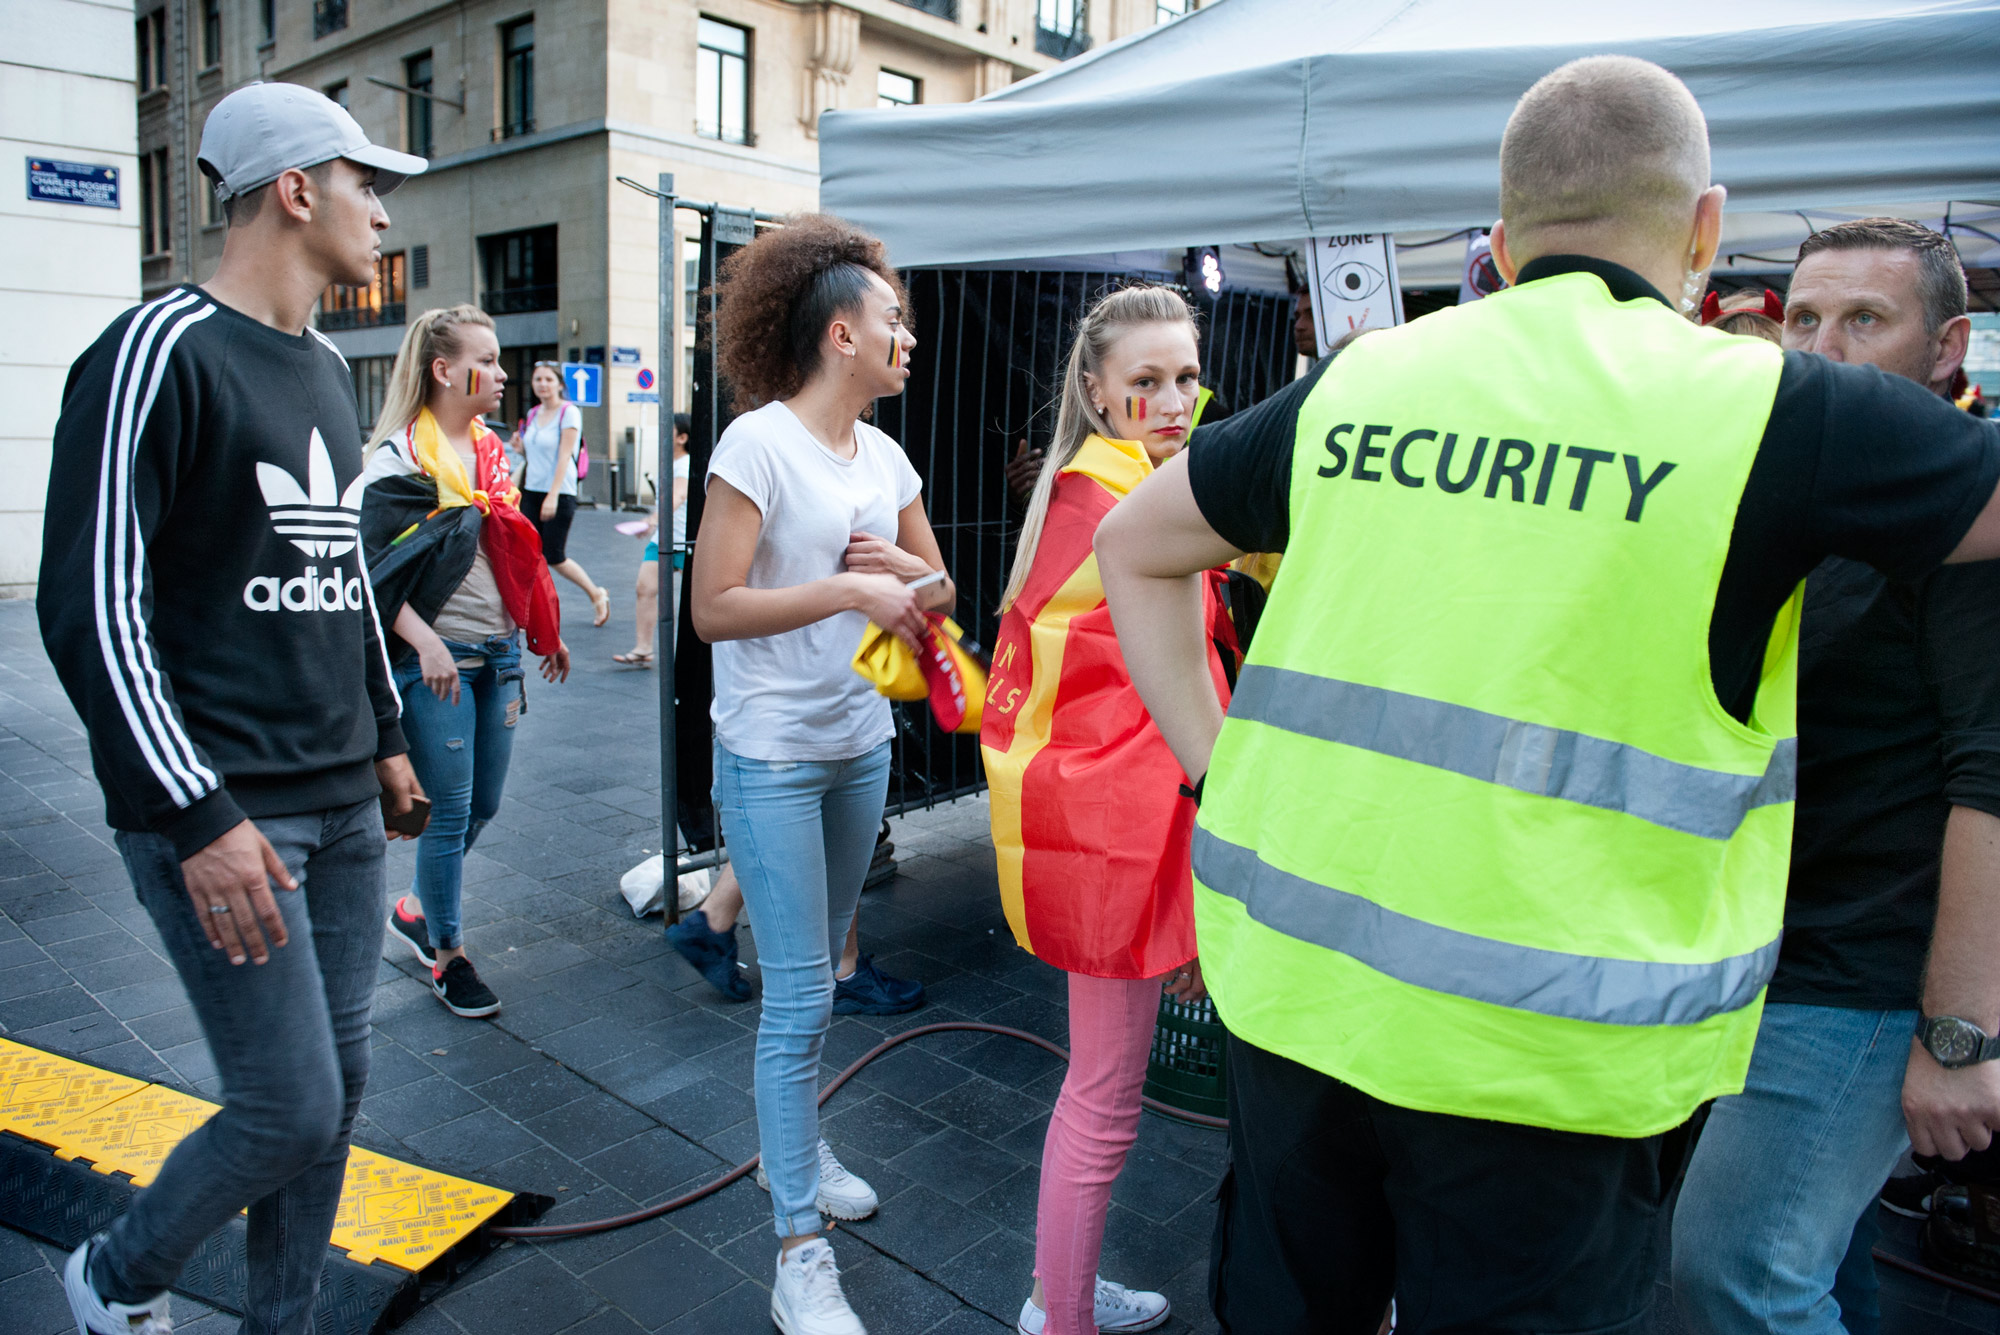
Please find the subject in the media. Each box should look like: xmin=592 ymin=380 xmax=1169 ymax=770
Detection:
xmin=691 ymin=215 xmax=954 ymax=1335
xmin=619 ymin=412 xmax=692 ymax=665
xmin=983 ymin=286 xmax=1233 ymax=1335
xmin=513 ymin=361 xmax=611 ymax=626
xmin=362 ymin=306 xmax=569 ymax=1019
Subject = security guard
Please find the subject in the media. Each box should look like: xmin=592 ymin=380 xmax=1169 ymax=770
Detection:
xmin=1097 ymin=56 xmax=2000 ymax=1333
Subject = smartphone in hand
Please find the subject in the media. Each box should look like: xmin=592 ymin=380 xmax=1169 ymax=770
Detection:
xmin=381 ymin=793 xmax=432 ymax=838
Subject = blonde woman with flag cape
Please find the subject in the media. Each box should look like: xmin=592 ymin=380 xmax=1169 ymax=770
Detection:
xmin=982 ymin=285 xmax=1239 ymax=1335
xmin=360 ymin=304 xmax=568 ymax=1021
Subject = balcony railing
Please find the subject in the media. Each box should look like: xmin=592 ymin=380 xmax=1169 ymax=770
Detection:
xmin=890 ymin=0 xmax=958 ymax=18
xmin=482 ymin=286 xmax=558 ymax=315
xmin=318 ymin=302 xmax=405 ymax=332
xmin=1036 ymin=22 xmax=1092 ymax=58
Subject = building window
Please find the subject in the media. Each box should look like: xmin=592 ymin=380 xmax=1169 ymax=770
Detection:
xmin=139 ymin=149 xmax=171 ymax=256
xmin=313 ymin=0 xmax=347 ymax=38
xmin=349 ymin=356 xmax=393 ymax=433
xmin=480 ymin=226 xmax=557 ymax=314
xmin=321 ymin=253 xmax=406 ymax=331
xmin=136 ymin=12 xmax=168 ymax=92
xmin=411 ymin=244 xmax=430 ymax=289
xmin=205 ymin=174 xmax=223 ymax=226
xmin=201 ymin=0 xmax=222 ymax=67
xmin=889 ymin=0 xmax=958 ymax=17
xmin=500 ymin=17 xmax=535 ymax=139
xmin=260 ymin=0 xmax=274 ymax=43
xmin=696 ymin=18 xmax=750 ymax=145
xmin=324 ymin=81 xmax=348 ymax=110
xmin=405 ymin=51 xmax=435 ymax=157
xmin=877 ymin=70 xmax=920 ymax=108
xmin=1036 ymin=0 xmax=1091 ymax=58
xmin=684 ymin=255 xmax=699 ymax=327
xmin=1155 ymin=0 xmax=1190 ymax=19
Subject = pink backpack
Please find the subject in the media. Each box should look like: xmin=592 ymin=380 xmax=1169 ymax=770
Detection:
xmin=523 ymin=403 xmax=590 ymax=481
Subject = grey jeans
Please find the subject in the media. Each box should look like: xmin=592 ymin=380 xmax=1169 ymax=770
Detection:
xmin=96 ymin=798 xmax=386 ymax=1335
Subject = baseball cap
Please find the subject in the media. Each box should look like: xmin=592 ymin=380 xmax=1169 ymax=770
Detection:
xmin=198 ymin=81 xmax=427 ymax=203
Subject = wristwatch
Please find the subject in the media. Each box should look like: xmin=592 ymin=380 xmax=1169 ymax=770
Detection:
xmin=1915 ymin=1014 xmax=2000 ymax=1069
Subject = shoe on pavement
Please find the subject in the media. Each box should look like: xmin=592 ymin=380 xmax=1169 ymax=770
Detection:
xmin=1925 ymin=1183 xmax=2000 ymax=1288
xmin=386 ymin=896 xmax=436 ymax=969
xmin=431 ymin=956 xmax=501 ymax=1018
xmin=1882 ymin=1170 xmax=1940 ymax=1219
xmin=667 ymin=912 xmax=753 ymax=1002
xmin=1017 ymin=1276 xmax=1170 ymax=1334
xmin=832 ymin=954 xmax=924 ymax=1016
xmin=772 ymin=1238 xmax=866 ymax=1335
xmin=756 ymin=1138 xmax=880 ymax=1221
xmin=64 ymin=1235 xmax=174 ymax=1334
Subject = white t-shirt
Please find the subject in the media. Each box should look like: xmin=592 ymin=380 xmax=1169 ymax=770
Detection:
xmin=671 ymin=454 xmax=691 ymax=549
xmin=707 ymin=401 xmax=923 ymax=761
xmin=521 ymin=401 xmax=583 ymax=494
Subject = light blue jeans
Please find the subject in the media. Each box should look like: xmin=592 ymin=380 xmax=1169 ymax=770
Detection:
xmin=714 ymin=740 xmax=891 ymax=1239
xmin=1672 ymin=1003 xmax=1916 ymax=1335
xmin=394 ymin=635 xmax=523 ymax=949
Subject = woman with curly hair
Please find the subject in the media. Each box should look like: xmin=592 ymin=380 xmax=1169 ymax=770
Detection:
xmin=689 ymin=214 xmax=954 ymax=1335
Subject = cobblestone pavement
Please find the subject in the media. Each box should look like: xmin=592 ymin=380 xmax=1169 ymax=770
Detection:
xmin=0 ymin=512 xmax=1227 ymax=1335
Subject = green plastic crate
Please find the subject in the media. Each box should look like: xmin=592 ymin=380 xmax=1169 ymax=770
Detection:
xmin=1143 ymin=992 xmax=1229 ymax=1119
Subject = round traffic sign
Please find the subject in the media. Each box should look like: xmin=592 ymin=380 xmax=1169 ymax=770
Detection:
xmin=636 ymin=368 xmax=655 ymax=390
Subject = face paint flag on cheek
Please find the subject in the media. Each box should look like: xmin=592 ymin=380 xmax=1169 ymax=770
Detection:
xmin=468 ymin=368 xmax=481 ymax=397
xmin=889 ymin=341 xmax=901 ymax=369
xmin=1125 ymin=396 xmax=1147 ymax=422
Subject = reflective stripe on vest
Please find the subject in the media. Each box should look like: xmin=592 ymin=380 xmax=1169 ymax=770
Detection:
xmin=1193 ymin=826 xmax=1781 ymax=1027
xmin=1230 ymin=665 xmax=1796 ymax=841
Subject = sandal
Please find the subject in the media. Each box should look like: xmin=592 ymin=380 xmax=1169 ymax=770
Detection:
xmin=589 ymin=586 xmax=612 ymax=627
xmin=612 ymin=650 xmax=654 ymax=667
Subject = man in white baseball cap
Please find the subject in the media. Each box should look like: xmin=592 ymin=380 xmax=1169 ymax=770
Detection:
xmin=44 ymin=81 xmax=427 ymax=1335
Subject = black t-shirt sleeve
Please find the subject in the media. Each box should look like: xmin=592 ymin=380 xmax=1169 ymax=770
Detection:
xmin=1919 ymin=561 xmax=2000 ymax=821
xmin=1798 ymin=352 xmax=2000 ymax=578
xmin=1184 ymin=356 xmax=1331 ymax=554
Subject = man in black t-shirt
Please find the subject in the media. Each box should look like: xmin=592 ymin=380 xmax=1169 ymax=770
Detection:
xmin=1095 ymin=59 xmax=2000 ymax=1334
xmin=1673 ymin=219 xmax=2000 ymax=1332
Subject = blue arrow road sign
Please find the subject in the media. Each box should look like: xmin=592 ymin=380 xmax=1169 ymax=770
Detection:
xmin=561 ymin=363 xmax=601 ymax=406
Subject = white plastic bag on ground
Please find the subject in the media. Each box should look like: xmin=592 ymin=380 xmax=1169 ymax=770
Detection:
xmin=618 ymin=855 xmax=713 ymax=918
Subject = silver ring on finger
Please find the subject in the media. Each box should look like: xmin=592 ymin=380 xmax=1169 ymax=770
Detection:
xmin=210 ymin=903 xmax=232 ymax=914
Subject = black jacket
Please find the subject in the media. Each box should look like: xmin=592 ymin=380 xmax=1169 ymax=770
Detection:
xmin=357 ymin=469 xmax=482 ymax=665
xmin=37 ymin=287 xmax=406 ymax=859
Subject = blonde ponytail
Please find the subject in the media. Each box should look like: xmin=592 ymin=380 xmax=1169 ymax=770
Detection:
xmin=999 ymin=285 xmax=1197 ymax=611
xmin=368 ymin=304 xmax=496 ymax=450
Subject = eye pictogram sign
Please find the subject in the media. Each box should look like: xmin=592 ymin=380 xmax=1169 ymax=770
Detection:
xmin=1306 ymin=233 xmax=1406 ymax=357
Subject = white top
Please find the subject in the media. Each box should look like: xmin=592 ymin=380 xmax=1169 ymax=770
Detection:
xmin=521 ymin=401 xmax=583 ymax=494
xmin=671 ymin=454 xmax=691 ymax=549
xmin=707 ymin=401 xmax=924 ymax=761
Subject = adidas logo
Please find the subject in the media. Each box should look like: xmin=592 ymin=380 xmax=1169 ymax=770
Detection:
xmin=256 ymin=428 xmax=365 ymax=558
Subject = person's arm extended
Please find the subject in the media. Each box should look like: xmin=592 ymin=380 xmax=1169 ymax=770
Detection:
xmin=395 ymin=603 xmax=462 ymax=706
xmin=843 ymin=495 xmax=956 ymax=614
xmin=1096 ymin=454 xmax=1246 ymax=780
xmin=691 ymin=477 xmax=926 ymax=645
xmin=557 ymin=420 xmax=580 ymax=488
xmin=1904 ymin=805 xmax=2000 ymax=1158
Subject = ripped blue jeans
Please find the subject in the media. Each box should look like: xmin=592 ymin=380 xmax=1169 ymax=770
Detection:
xmin=394 ymin=635 xmax=523 ymax=950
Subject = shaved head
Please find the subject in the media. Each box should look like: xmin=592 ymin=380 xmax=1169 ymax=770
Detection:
xmin=1500 ymin=56 xmax=1711 ymax=257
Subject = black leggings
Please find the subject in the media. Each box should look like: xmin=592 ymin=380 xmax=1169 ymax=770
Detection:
xmin=520 ymin=490 xmax=577 ymax=564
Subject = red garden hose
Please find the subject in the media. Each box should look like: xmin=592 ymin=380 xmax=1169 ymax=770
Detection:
xmin=489 ymin=1020 xmax=1227 ymax=1239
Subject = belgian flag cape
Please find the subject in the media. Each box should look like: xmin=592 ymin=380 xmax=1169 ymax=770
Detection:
xmin=981 ymin=435 xmax=1234 ymax=980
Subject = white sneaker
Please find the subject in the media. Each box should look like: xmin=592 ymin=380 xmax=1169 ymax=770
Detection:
xmin=755 ymin=1138 xmax=880 ymax=1221
xmin=64 ymin=1236 xmax=174 ymax=1334
xmin=1017 ymin=1276 xmax=1171 ymax=1334
xmin=772 ymin=1238 xmax=866 ymax=1335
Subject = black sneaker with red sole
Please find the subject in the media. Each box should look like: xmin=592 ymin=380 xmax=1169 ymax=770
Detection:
xmin=432 ymin=956 xmax=501 ymax=1018
xmin=386 ymin=898 xmax=436 ymax=969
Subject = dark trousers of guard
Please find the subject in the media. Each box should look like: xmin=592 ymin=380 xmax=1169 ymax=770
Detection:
xmin=1210 ymin=1035 xmax=1696 ymax=1334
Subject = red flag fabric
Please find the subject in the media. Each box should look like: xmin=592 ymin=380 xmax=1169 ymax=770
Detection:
xmin=981 ymin=435 xmax=1233 ymax=980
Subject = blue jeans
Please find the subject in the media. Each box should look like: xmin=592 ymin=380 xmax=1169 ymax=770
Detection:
xmin=714 ymin=740 xmax=891 ymax=1239
xmin=98 ymin=799 xmax=386 ymax=1335
xmin=1672 ymin=1003 xmax=1916 ymax=1335
xmin=395 ymin=636 xmax=522 ymax=950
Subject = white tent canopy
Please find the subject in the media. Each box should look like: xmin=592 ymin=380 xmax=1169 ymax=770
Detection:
xmin=819 ymin=0 xmax=2000 ymax=281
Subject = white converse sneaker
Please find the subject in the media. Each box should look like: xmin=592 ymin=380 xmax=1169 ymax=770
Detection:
xmin=64 ymin=1236 xmax=174 ymax=1334
xmin=755 ymin=1138 xmax=880 ymax=1221
xmin=772 ymin=1238 xmax=866 ymax=1335
xmin=1016 ymin=1275 xmax=1170 ymax=1334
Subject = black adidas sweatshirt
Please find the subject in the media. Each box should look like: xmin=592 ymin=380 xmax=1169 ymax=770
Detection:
xmin=38 ymin=286 xmax=406 ymax=860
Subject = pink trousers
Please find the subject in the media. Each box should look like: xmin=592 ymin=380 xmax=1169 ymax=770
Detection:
xmin=1035 ymin=971 xmax=1162 ymax=1335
